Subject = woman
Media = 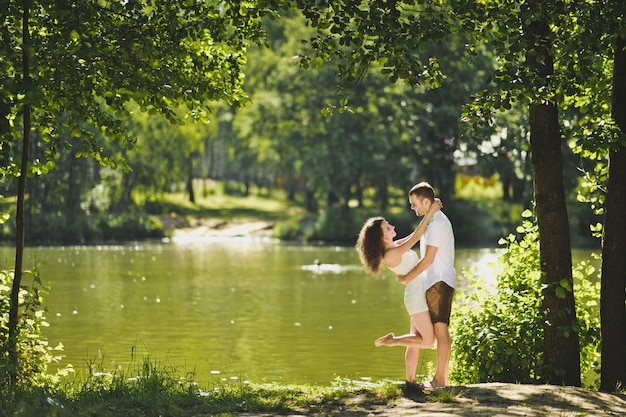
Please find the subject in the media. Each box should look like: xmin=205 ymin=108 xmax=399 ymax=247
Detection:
xmin=355 ymin=199 xmax=441 ymax=383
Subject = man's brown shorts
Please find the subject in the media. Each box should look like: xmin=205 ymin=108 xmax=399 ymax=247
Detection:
xmin=425 ymin=281 xmax=455 ymax=325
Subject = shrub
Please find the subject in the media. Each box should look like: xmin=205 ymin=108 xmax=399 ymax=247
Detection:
xmin=0 ymin=263 xmax=69 ymax=393
xmin=450 ymin=210 xmax=601 ymax=388
xmin=99 ymin=213 xmax=165 ymax=241
xmin=273 ymin=213 xmax=315 ymax=241
xmin=304 ymin=206 xmax=363 ymax=244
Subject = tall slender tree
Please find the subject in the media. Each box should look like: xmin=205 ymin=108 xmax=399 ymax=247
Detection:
xmin=563 ymin=0 xmax=626 ymax=390
xmin=601 ymin=33 xmax=626 ymax=392
xmin=521 ymin=2 xmax=579 ymax=384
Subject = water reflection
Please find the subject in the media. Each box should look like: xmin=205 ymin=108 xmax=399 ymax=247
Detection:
xmin=2 ymin=243 xmax=507 ymax=385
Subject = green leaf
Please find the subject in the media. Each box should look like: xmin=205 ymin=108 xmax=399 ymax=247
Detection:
xmin=555 ymin=286 xmax=566 ymax=299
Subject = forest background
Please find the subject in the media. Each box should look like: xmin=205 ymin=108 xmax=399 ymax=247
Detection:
xmin=1 ymin=0 xmax=626 ymax=409
xmin=0 ymin=12 xmax=599 ymax=249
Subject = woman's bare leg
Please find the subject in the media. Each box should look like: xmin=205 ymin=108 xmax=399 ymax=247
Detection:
xmin=374 ymin=311 xmax=435 ymax=348
xmin=405 ymin=346 xmax=419 ymax=382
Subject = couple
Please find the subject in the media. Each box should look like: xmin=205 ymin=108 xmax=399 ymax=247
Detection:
xmin=356 ymin=182 xmax=456 ymax=389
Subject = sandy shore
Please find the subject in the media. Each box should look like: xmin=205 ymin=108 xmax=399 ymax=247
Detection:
xmin=169 ymin=219 xmax=275 ymax=241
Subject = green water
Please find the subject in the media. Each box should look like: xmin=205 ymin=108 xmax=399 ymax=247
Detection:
xmin=2 ymin=241 xmax=513 ymax=385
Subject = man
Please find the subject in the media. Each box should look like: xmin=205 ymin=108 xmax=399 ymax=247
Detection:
xmin=398 ymin=182 xmax=456 ymax=388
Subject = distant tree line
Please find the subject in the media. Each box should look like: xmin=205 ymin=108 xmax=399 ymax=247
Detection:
xmin=0 ymin=12 xmax=581 ymax=244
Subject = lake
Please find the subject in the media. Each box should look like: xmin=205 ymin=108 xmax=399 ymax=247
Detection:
xmin=0 ymin=240 xmax=595 ymax=386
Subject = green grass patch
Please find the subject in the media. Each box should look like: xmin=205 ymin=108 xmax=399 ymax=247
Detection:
xmin=1 ymin=359 xmax=407 ymax=417
xmin=143 ymin=186 xmax=304 ymax=224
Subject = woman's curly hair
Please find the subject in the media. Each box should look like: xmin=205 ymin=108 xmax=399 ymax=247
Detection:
xmin=355 ymin=217 xmax=386 ymax=275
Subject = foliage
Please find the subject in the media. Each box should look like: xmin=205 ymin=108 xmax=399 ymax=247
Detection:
xmin=98 ymin=213 xmax=165 ymax=241
xmin=273 ymin=212 xmax=315 ymax=241
xmin=0 ymin=8 xmax=595 ymax=243
xmin=444 ymin=197 xmax=523 ymax=248
xmin=573 ymin=257 xmax=602 ymax=389
xmin=0 ymin=264 xmax=70 ymax=392
xmin=305 ymin=206 xmax=364 ymax=243
xmin=298 ymin=193 xmax=523 ymax=247
xmin=450 ymin=211 xmax=544 ymax=384
xmin=451 ymin=210 xmax=601 ymax=388
xmin=0 ymin=210 xmax=165 ymax=245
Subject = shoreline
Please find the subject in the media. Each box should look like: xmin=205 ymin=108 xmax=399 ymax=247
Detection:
xmin=169 ymin=218 xmax=276 ymax=241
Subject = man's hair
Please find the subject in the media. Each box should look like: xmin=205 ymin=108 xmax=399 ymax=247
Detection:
xmin=409 ymin=182 xmax=435 ymax=201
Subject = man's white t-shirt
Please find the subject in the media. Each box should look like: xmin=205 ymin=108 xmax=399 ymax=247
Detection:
xmin=420 ymin=211 xmax=456 ymax=290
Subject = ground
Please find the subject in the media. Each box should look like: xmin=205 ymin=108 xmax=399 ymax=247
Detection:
xmin=244 ymin=383 xmax=626 ymax=417
xmin=366 ymin=383 xmax=626 ymax=417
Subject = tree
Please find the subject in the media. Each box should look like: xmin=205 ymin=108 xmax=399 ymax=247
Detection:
xmin=521 ymin=2 xmax=579 ymax=385
xmin=1 ymin=0 xmax=280 ymax=389
xmin=601 ymin=33 xmax=626 ymax=390
xmin=561 ymin=0 xmax=626 ymax=390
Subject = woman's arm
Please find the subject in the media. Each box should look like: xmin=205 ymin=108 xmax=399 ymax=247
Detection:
xmin=383 ymin=199 xmax=442 ymax=265
xmin=393 ymin=198 xmax=442 ymax=250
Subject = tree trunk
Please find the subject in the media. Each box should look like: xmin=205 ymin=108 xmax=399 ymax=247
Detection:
xmin=187 ymin=156 xmax=195 ymax=203
xmin=529 ymin=101 xmax=581 ymax=386
xmin=501 ymin=174 xmax=512 ymax=201
xmin=600 ymin=35 xmax=626 ymax=392
xmin=524 ymin=7 xmax=580 ymax=386
xmin=8 ymin=2 xmax=31 ymax=389
xmin=112 ymin=173 xmax=134 ymax=214
xmin=66 ymin=158 xmax=83 ymax=243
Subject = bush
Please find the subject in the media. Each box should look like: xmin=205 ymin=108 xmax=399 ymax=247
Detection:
xmin=450 ymin=210 xmax=601 ymax=387
xmin=304 ymin=206 xmax=364 ymax=244
xmin=444 ymin=198 xmax=523 ymax=248
xmin=450 ymin=211 xmax=544 ymax=384
xmin=0 ymin=264 xmax=69 ymax=393
xmin=99 ymin=213 xmax=165 ymax=241
xmin=273 ymin=213 xmax=315 ymax=241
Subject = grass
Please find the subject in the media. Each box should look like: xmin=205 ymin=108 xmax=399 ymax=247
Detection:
xmin=1 ymin=358 xmax=409 ymax=417
xmin=141 ymin=180 xmax=307 ymax=227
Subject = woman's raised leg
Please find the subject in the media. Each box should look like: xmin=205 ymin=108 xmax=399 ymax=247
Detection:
xmin=374 ymin=311 xmax=435 ymax=348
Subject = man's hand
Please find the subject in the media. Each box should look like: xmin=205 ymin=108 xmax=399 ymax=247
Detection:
xmin=397 ymin=274 xmax=413 ymax=285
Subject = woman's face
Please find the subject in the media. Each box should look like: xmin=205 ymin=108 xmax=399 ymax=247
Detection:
xmin=381 ymin=220 xmax=396 ymax=241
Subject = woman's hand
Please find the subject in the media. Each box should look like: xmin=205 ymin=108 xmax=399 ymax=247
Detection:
xmin=428 ymin=197 xmax=443 ymax=215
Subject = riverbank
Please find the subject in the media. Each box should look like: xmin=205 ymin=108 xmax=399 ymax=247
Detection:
xmin=169 ymin=217 xmax=276 ymax=241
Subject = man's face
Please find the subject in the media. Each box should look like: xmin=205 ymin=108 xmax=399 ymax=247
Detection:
xmin=409 ymin=194 xmax=429 ymax=217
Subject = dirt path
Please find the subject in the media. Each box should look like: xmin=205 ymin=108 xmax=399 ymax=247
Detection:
xmin=372 ymin=383 xmax=626 ymax=416
xmin=343 ymin=383 xmax=626 ymax=417
xmin=239 ymin=383 xmax=626 ymax=417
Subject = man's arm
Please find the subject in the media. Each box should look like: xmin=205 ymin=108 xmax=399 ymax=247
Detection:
xmin=398 ymin=245 xmax=438 ymax=284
